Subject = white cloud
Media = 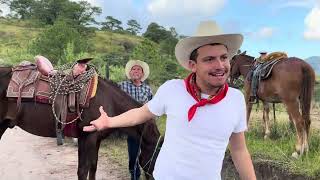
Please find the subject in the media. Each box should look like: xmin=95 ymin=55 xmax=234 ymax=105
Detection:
xmin=304 ymin=5 xmax=320 ymax=40
xmin=248 ymin=27 xmax=276 ymax=39
xmin=70 ymin=0 xmax=99 ymax=6
xmin=147 ymin=0 xmax=225 ymax=17
xmin=145 ymin=0 xmax=227 ymax=35
xmin=0 ymin=4 xmax=9 ymax=16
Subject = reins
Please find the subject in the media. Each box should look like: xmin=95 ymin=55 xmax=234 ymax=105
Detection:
xmin=133 ymin=123 xmax=162 ymax=178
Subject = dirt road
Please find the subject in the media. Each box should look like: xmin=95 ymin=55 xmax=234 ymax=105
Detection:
xmin=0 ymin=127 xmax=129 ymax=180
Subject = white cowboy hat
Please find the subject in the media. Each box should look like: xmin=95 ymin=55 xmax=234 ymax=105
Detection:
xmin=125 ymin=60 xmax=150 ymax=81
xmin=175 ymin=20 xmax=243 ymax=70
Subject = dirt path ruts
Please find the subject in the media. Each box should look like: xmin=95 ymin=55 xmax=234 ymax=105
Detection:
xmin=0 ymin=127 xmax=129 ymax=180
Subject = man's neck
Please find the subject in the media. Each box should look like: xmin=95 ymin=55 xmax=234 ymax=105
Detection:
xmin=131 ymin=79 xmax=142 ymax=86
xmin=195 ymin=80 xmax=220 ymax=96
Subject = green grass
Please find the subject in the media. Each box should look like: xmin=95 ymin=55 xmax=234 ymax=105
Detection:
xmin=246 ymin=107 xmax=320 ymax=178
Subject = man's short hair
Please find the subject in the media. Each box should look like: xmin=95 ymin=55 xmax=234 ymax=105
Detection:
xmin=189 ymin=43 xmax=228 ymax=61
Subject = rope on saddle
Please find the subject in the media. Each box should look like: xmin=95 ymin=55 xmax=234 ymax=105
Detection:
xmin=49 ymin=62 xmax=97 ymax=124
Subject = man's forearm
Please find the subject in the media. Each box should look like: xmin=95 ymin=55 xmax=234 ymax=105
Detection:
xmin=108 ymin=105 xmax=155 ymax=128
xmin=231 ymin=149 xmax=256 ymax=180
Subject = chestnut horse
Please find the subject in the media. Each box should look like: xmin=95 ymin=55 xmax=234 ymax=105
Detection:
xmin=0 ymin=66 xmax=162 ymax=180
xmin=230 ymin=54 xmax=315 ymax=157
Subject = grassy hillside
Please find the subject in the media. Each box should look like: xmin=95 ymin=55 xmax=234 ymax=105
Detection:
xmin=0 ymin=19 xmax=40 ymax=59
xmin=92 ymin=31 xmax=142 ymax=53
xmin=0 ymin=19 xmax=142 ymax=63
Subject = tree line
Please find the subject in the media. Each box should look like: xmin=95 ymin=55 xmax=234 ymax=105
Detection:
xmin=1 ymin=0 xmax=187 ymax=86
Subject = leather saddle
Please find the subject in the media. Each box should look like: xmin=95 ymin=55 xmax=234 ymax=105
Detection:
xmin=5 ymin=58 xmax=98 ymax=137
xmin=252 ymin=52 xmax=288 ymax=80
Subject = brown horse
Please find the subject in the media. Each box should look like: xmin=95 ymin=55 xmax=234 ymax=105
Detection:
xmin=0 ymin=66 xmax=162 ymax=180
xmin=229 ymin=52 xmax=254 ymax=88
xmin=230 ymin=54 xmax=315 ymax=157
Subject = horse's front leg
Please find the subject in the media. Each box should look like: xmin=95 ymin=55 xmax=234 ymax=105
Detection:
xmin=78 ymin=132 xmax=99 ymax=180
xmin=88 ymin=138 xmax=101 ymax=180
xmin=244 ymin=81 xmax=253 ymax=128
xmin=262 ymin=102 xmax=270 ymax=139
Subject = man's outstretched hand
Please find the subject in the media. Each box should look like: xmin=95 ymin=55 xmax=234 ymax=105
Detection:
xmin=83 ymin=106 xmax=110 ymax=132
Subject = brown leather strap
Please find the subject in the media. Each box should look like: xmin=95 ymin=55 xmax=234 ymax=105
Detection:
xmin=68 ymin=92 xmax=76 ymax=112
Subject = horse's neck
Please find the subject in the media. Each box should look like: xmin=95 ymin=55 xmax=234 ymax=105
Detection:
xmin=139 ymin=123 xmax=162 ymax=173
xmin=102 ymin=80 xmax=148 ymax=135
xmin=100 ymin=78 xmax=161 ymax=149
xmin=240 ymin=64 xmax=251 ymax=77
xmin=0 ymin=67 xmax=12 ymax=93
xmin=240 ymin=57 xmax=253 ymax=77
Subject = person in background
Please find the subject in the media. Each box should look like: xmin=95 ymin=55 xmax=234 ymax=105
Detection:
xmin=118 ymin=59 xmax=153 ymax=180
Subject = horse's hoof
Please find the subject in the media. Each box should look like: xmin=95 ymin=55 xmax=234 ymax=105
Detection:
xmin=72 ymin=138 xmax=78 ymax=146
xmin=264 ymin=132 xmax=270 ymax=140
xmin=57 ymin=139 xmax=64 ymax=146
xmin=292 ymin=152 xmax=299 ymax=159
xmin=56 ymin=134 xmax=64 ymax=146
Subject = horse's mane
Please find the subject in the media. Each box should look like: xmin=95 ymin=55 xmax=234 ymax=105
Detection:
xmin=98 ymin=76 xmax=143 ymax=107
xmin=99 ymin=76 xmax=121 ymax=89
xmin=241 ymin=54 xmax=255 ymax=60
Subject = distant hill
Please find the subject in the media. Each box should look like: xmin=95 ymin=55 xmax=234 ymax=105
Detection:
xmin=305 ymin=56 xmax=320 ymax=75
xmin=0 ymin=19 xmax=142 ymax=59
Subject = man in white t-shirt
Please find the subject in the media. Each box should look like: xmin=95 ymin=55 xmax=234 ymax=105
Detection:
xmin=83 ymin=21 xmax=256 ymax=180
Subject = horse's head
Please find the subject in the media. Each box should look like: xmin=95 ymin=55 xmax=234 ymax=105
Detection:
xmin=229 ymin=53 xmax=255 ymax=87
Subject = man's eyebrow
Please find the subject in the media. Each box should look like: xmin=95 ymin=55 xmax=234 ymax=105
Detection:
xmin=202 ymin=53 xmax=228 ymax=59
xmin=202 ymin=56 xmax=216 ymax=60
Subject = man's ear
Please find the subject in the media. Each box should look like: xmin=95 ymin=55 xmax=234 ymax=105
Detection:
xmin=188 ymin=60 xmax=197 ymax=73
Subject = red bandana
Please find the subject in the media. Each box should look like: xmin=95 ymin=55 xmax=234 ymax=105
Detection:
xmin=184 ymin=73 xmax=228 ymax=122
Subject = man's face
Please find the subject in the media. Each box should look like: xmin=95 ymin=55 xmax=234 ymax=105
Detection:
xmin=129 ymin=65 xmax=144 ymax=81
xmin=189 ymin=44 xmax=230 ymax=90
xmin=261 ymin=54 xmax=267 ymax=58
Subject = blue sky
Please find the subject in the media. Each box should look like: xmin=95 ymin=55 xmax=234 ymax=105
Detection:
xmin=1 ymin=0 xmax=319 ymax=59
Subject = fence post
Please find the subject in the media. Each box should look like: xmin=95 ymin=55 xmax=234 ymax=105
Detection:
xmin=105 ymin=61 xmax=109 ymax=79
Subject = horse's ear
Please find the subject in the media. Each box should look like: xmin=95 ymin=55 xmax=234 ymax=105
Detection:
xmin=241 ymin=51 xmax=247 ymax=55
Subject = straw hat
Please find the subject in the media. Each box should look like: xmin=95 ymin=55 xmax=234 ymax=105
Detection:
xmin=125 ymin=60 xmax=150 ymax=81
xmin=175 ymin=20 xmax=243 ymax=70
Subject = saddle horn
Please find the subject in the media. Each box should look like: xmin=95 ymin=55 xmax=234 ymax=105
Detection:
xmin=76 ymin=58 xmax=94 ymax=64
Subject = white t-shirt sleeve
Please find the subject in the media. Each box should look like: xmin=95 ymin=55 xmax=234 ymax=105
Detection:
xmin=147 ymin=81 xmax=170 ymax=116
xmin=233 ymin=91 xmax=247 ymax=133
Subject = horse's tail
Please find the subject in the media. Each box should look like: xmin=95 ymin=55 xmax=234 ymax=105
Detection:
xmin=300 ymin=62 xmax=315 ymax=135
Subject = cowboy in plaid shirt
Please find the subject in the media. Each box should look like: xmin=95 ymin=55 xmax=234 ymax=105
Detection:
xmin=118 ymin=60 xmax=153 ymax=180
xmin=118 ymin=80 xmax=153 ymax=104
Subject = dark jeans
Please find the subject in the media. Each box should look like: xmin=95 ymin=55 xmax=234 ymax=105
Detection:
xmin=127 ymin=136 xmax=141 ymax=180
